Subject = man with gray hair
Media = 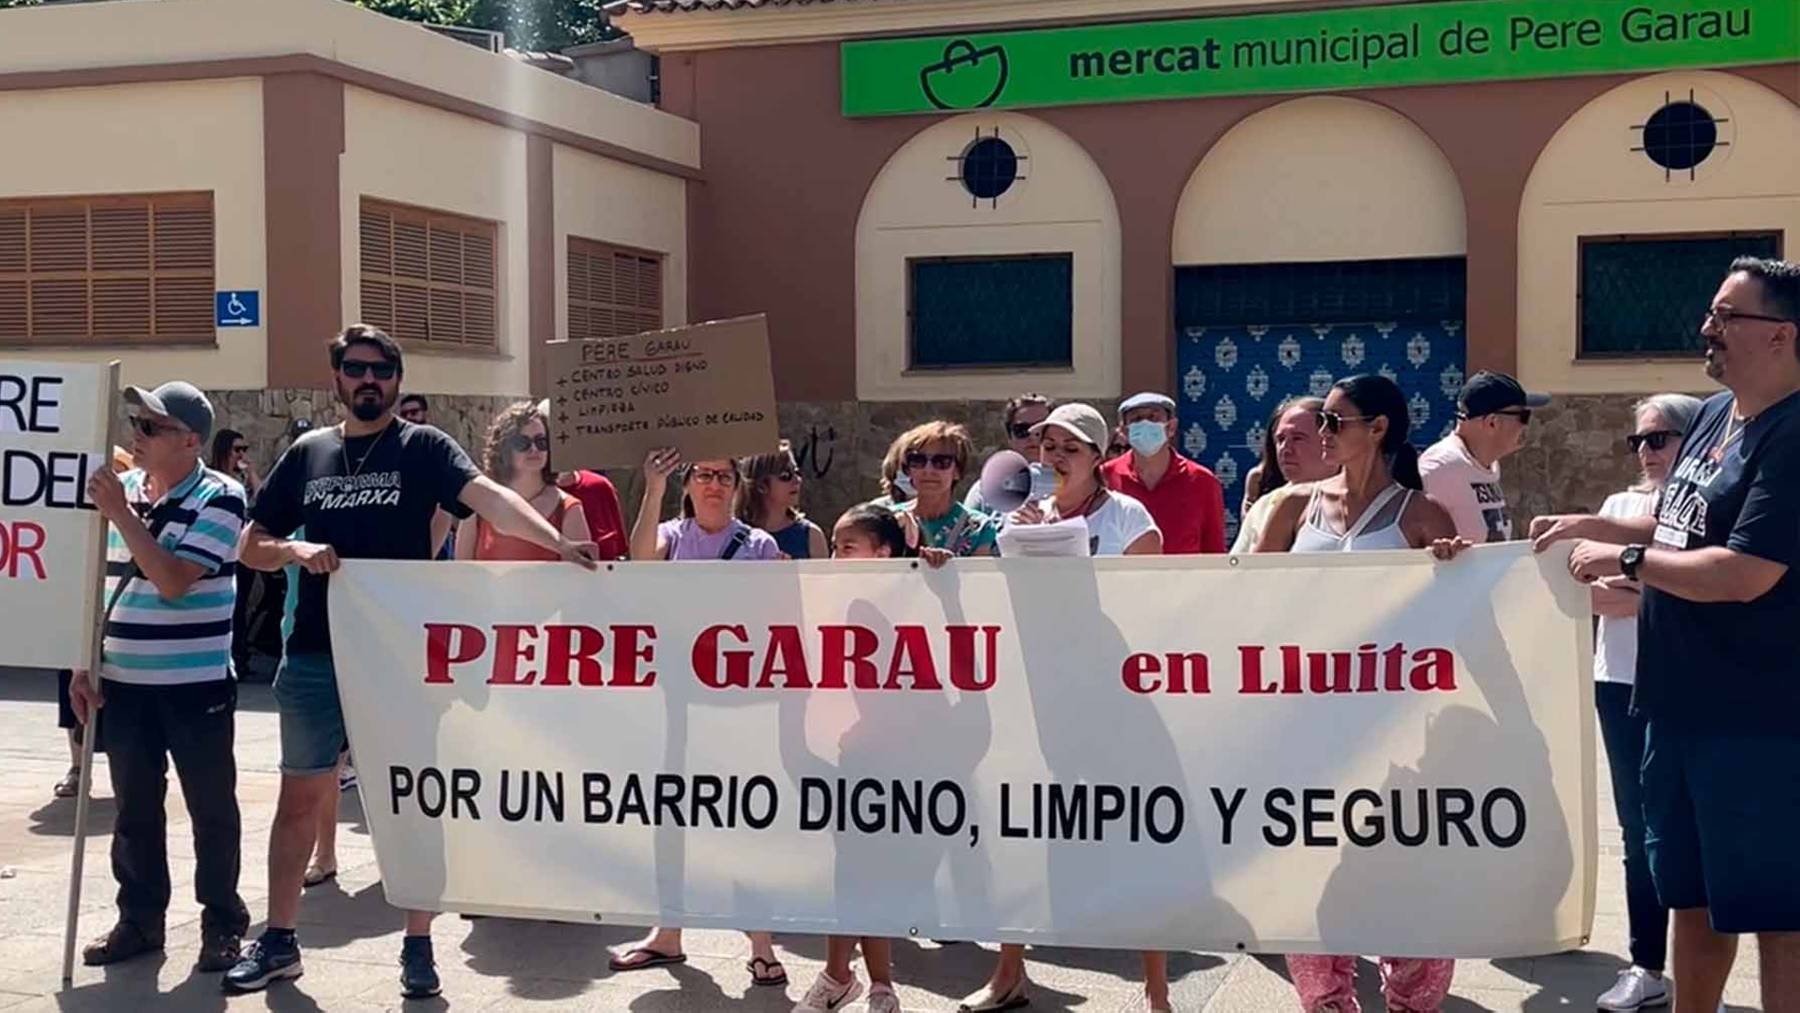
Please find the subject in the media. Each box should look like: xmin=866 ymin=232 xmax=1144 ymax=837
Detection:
xmin=1536 ymin=256 xmax=1800 ymax=1013
xmin=69 ymin=381 xmax=251 ymax=973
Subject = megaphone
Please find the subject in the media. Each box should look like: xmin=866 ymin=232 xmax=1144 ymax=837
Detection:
xmin=978 ymin=450 xmax=1055 ymax=514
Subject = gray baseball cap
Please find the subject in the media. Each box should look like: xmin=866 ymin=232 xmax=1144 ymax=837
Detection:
xmin=124 ymin=381 xmax=214 ymax=441
xmin=1029 ymin=402 xmax=1110 ymax=450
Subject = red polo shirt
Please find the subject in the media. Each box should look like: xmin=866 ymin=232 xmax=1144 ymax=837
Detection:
xmin=1101 ymin=452 xmax=1226 ymax=555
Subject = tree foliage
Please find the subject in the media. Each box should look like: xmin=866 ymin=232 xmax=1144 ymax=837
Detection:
xmin=347 ymin=0 xmax=612 ymax=50
xmin=0 ymin=1 xmax=611 ymax=50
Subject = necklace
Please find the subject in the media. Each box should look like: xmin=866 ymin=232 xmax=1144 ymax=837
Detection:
xmin=340 ymin=421 xmax=395 ymax=477
xmin=1050 ymin=486 xmax=1106 ymax=521
xmin=1711 ymin=401 xmax=1750 ymax=464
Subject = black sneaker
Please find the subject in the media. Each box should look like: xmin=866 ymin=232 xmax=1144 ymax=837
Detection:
xmin=399 ymin=937 xmax=441 ymax=999
xmin=221 ymin=933 xmax=303 ymax=992
xmin=195 ymin=929 xmax=242 ymax=973
xmin=81 ymin=922 xmax=164 ymax=966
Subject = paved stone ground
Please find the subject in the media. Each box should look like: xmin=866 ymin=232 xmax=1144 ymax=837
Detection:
xmin=0 ymin=670 xmax=1766 ymax=1012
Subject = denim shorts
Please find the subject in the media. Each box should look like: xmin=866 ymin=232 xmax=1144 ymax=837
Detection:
xmin=271 ymin=652 xmax=348 ymax=777
xmin=1643 ymin=719 xmax=1800 ymax=933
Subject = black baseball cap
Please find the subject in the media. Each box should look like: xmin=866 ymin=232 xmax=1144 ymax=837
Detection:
xmin=1458 ymin=371 xmax=1551 ymax=419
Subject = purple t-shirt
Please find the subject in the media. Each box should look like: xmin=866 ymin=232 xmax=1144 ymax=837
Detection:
xmin=657 ymin=517 xmax=780 ymax=561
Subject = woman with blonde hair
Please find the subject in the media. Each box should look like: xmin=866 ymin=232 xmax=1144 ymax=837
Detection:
xmin=454 ymin=401 xmax=589 ymax=561
xmin=891 ymin=420 xmax=999 ymax=557
xmin=738 ymin=440 xmax=827 ymax=560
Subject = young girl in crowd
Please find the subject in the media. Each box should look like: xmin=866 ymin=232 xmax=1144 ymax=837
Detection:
xmin=1252 ymin=374 xmax=1467 ymax=1013
xmin=790 ymin=502 xmax=918 ymax=1013
xmin=739 ymin=440 xmax=828 ymax=560
xmin=614 ymin=446 xmax=785 ymax=985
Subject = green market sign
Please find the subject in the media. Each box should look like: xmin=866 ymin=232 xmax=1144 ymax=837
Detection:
xmin=840 ymin=0 xmax=1798 ymax=117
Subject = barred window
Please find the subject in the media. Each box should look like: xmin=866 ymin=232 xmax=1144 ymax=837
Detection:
xmin=0 ymin=192 xmax=214 ymax=346
xmin=908 ymin=254 xmax=1073 ymax=370
xmin=1579 ymin=232 xmax=1782 ymax=358
xmin=568 ymin=237 xmax=663 ymax=340
xmin=359 ymin=198 xmax=498 ymax=349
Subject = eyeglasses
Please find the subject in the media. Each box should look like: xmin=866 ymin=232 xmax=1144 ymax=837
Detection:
xmin=130 ymin=416 xmax=184 ymax=438
xmin=904 ymin=452 xmax=958 ymax=471
xmin=1315 ymin=410 xmax=1377 ymax=434
xmin=688 ymin=468 xmax=738 ymax=486
xmin=1627 ymin=430 xmax=1682 ymax=453
xmin=1006 ymin=422 xmax=1039 ymax=440
xmin=507 ymin=434 xmax=551 ymax=453
xmin=339 ymin=360 xmax=399 ymax=380
xmin=1704 ymin=307 xmax=1795 ymax=331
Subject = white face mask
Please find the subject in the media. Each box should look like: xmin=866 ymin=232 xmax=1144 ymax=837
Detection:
xmin=1127 ymin=420 xmax=1170 ymax=456
xmin=892 ymin=471 xmax=916 ymax=498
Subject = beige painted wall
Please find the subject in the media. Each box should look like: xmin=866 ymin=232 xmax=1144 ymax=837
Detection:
xmin=552 ymin=144 xmax=689 ymax=339
xmin=1173 ymin=95 xmax=1467 ymax=266
xmin=856 ymin=111 xmax=1121 ymax=402
xmin=0 ymin=78 xmax=267 ymax=388
xmin=1518 ymin=71 xmax=1800 ymax=395
xmin=0 ymin=0 xmax=698 ymax=171
xmin=340 ymin=86 xmax=532 ymax=398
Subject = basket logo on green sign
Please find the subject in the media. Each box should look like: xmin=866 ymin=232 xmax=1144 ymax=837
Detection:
xmin=842 ymin=0 xmax=1798 ymax=117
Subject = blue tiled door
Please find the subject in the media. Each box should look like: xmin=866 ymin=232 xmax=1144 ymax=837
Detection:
xmin=1175 ymin=320 xmax=1468 ymax=541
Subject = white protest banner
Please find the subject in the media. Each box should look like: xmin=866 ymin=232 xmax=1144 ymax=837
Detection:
xmin=0 ymin=360 xmax=115 ymax=669
xmin=329 ymin=544 xmax=1596 ymax=957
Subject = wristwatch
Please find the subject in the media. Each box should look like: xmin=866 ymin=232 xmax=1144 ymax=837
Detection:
xmin=1620 ymin=544 xmax=1646 ymax=581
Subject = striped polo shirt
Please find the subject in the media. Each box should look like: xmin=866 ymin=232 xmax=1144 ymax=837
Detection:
xmin=101 ymin=461 xmax=245 ymax=686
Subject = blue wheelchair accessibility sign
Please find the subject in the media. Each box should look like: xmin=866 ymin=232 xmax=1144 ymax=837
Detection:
xmin=215 ymin=291 xmax=260 ymax=327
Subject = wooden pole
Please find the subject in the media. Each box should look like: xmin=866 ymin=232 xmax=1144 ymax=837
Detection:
xmin=61 ymin=361 xmax=121 ymax=986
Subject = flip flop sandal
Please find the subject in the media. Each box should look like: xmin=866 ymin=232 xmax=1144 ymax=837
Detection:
xmin=302 ymin=866 xmax=337 ymax=889
xmin=747 ymin=956 xmax=788 ymax=987
xmin=53 ymin=767 xmax=80 ymax=799
xmin=608 ymin=947 xmax=688 ymax=972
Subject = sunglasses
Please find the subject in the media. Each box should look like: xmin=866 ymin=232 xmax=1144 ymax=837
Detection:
xmin=904 ymin=452 xmax=958 ymax=471
xmin=1627 ymin=430 xmax=1681 ymax=453
xmin=772 ymin=469 xmax=799 ymax=482
xmin=1006 ymin=422 xmax=1039 ymax=440
xmin=1315 ymin=410 xmax=1377 ymax=434
xmin=507 ymin=434 xmax=551 ymax=453
xmin=688 ymin=468 xmax=738 ymax=486
xmin=1495 ymin=409 xmax=1533 ymax=425
xmin=339 ymin=360 xmax=399 ymax=381
xmin=231 ymin=444 xmax=249 ymax=455
xmin=130 ymin=416 xmax=185 ymax=438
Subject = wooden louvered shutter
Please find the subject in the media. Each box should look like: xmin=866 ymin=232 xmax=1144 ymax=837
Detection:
xmin=567 ymin=237 xmax=663 ymax=340
xmin=0 ymin=192 xmax=211 ymax=346
xmin=358 ymin=198 xmax=498 ymax=349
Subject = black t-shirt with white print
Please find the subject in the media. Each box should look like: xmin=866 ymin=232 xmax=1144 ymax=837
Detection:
xmin=252 ymin=419 xmax=478 ymax=656
xmin=1637 ymin=389 xmax=1800 ymax=731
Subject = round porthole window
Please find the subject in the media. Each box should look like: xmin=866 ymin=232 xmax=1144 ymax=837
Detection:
xmin=960 ymin=136 xmax=1019 ymax=201
xmin=1638 ymin=100 xmax=1720 ymax=173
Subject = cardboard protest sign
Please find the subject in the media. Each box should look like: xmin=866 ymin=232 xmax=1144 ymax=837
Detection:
xmin=0 ymin=360 xmax=116 ymax=669
xmin=545 ymin=315 xmax=780 ymax=469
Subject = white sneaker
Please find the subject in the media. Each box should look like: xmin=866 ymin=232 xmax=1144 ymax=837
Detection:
xmin=866 ymin=982 xmax=902 ymax=1013
xmin=338 ymin=765 xmax=359 ymax=792
xmin=793 ymin=970 xmax=864 ymax=1012
xmin=1598 ymin=967 xmax=1670 ymax=1011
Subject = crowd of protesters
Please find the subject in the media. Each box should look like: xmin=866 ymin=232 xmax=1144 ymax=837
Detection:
xmin=52 ymin=256 xmax=1800 ymax=1013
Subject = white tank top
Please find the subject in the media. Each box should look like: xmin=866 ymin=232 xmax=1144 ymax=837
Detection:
xmin=1290 ymin=483 xmax=1414 ymax=552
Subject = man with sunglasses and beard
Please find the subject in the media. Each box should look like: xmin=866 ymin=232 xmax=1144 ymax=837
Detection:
xmin=1419 ymin=371 xmax=1550 ymax=543
xmin=1535 ymin=257 xmax=1800 ymax=1013
xmin=224 ymin=325 xmax=599 ymax=1000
